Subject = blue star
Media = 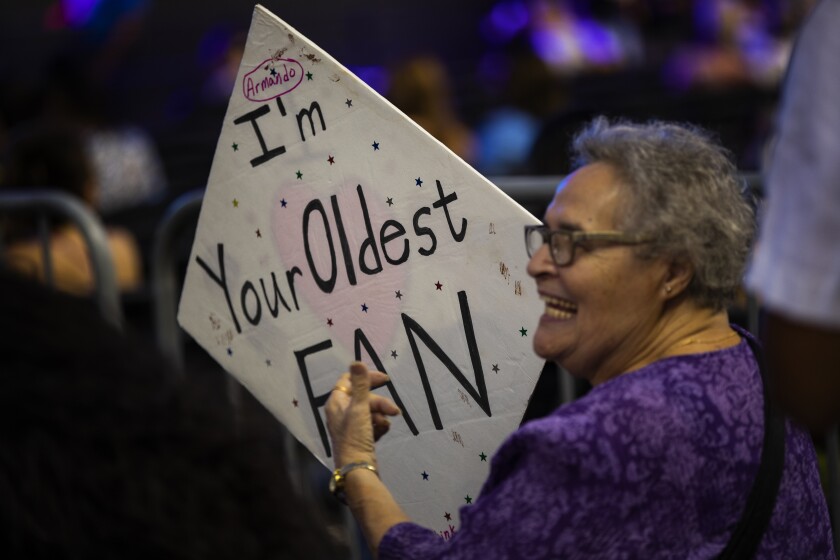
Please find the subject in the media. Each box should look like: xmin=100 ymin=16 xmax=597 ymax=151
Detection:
xmin=361 ymin=303 xmax=369 ymax=313
xmin=372 ymin=141 xmax=380 ymax=150
xmin=227 ymin=347 xmax=233 ymax=356
xmin=280 ymin=198 xmax=287 ymax=208
xmin=415 ymin=177 xmax=423 ymax=187
xmin=422 ymin=471 xmax=429 ymax=481
xmin=270 ymin=67 xmax=277 ymax=76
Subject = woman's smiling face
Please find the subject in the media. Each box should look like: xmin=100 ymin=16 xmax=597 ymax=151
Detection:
xmin=527 ymin=162 xmax=670 ymax=385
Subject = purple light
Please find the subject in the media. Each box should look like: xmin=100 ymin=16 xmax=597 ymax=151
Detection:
xmin=62 ymin=0 xmax=101 ymax=26
xmin=347 ymin=65 xmax=389 ymax=95
xmin=576 ymin=19 xmax=619 ymax=66
xmin=482 ymin=0 xmax=530 ymax=43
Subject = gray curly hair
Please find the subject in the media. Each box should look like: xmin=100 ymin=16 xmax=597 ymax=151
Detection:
xmin=571 ymin=117 xmax=755 ymax=310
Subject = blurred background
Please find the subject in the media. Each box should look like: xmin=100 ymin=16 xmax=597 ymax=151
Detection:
xmin=0 ymin=2 xmax=829 ymax=556
xmin=0 ymin=0 xmax=815 ymax=186
xmin=0 ymin=0 xmax=814 ymax=290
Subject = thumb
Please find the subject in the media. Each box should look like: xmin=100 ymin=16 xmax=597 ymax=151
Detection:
xmin=349 ymin=361 xmax=371 ymax=402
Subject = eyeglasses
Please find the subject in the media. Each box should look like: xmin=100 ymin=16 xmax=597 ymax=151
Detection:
xmin=524 ymin=225 xmax=650 ymax=267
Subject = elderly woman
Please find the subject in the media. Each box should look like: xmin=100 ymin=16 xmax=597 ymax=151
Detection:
xmin=325 ymin=119 xmax=834 ymax=558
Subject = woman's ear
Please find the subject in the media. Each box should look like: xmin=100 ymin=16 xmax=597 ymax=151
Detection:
xmin=661 ymin=258 xmax=693 ymax=299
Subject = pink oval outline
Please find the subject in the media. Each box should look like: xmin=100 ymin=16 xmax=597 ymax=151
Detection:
xmin=242 ymin=58 xmax=304 ymax=102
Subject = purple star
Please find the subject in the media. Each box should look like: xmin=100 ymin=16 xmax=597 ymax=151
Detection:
xmin=280 ymin=198 xmax=287 ymax=208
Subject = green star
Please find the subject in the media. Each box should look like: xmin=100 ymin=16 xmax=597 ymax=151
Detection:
xmin=231 ymin=142 xmax=239 ymax=151
xmin=479 ymin=452 xmax=487 ymax=462
xmin=296 ymin=170 xmax=303 ymax=179
xmin=464 ymin=494 xmax=472 ymax=504
xmin=306 ymin=71 xmax=313 ymax=80
xmin=232 ymin=199 xmax=239 ymax=208
xmin=519 ymin=326 xmax=528 ymax=337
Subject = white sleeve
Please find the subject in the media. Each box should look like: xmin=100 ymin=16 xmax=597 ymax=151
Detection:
xmin=745 ymin=0 xmax=840 ymax=328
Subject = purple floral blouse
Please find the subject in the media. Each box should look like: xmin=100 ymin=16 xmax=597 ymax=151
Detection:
xmin=380 ymin=335 xmax=834 ymax=559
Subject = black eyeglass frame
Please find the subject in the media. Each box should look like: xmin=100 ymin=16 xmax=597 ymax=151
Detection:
xmin=524 ymin=224 xmax=651 ymax=267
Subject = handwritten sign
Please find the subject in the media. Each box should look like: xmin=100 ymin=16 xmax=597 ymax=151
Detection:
xmin=178 ymin=4 xmax=545 ymax=533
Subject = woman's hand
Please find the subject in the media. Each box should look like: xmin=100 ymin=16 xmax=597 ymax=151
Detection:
xmin=325 ymin=362 xmax=401 ymax=469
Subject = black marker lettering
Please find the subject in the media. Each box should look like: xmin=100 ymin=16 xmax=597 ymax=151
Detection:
xmin=240 ymin=280 xmax=262 ymax=325
xmin=356 ymin=184 xmax=383 ymax=275
xmin=413 ymin=206 xmax=437 ymax=256
xmin=380 ymin=219 xmax=409 ymax=265
xmin=402 ymin=290 xmax=490 ymax=430
xmin=353 ymin=329 xmax=419 ymax=436
xmin=295 ymin=340 xmax=334 ymax=457
xmin=232 ymin=102 xmax=286 ymax=167
xmin=302 ymin=199 xmax=337 ymax=293
xmin=296 ymin=101 xmax=326 ymax=141
xmin=260 ymin=272 xmax=292 ymax=318
xmin=195 ymin=243 xmax=241 ymax=334
xmin=433 ymin=180 xmax=467 ymax=242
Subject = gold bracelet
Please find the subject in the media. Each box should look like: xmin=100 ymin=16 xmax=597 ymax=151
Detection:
xmin=329 ymin=461 xmax=378 ymax=504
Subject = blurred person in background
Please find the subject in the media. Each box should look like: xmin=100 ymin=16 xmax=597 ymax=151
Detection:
xmin=746 ymin=0 xmax=840 ymax=432
xmin=0 ymin=267 xmax=345 ymax=559
xmin=387 ymin=55 xmax=477 ymax=164
xmin=0 ymin=121 xmax=143 ymax=295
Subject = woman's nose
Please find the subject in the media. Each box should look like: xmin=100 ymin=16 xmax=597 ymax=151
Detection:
xmin=526 ymin=242 xmax=555 ymax=278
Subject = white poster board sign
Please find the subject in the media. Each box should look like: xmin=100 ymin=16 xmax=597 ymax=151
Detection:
xmin=178 ymin=4 xmax=545 ymax=535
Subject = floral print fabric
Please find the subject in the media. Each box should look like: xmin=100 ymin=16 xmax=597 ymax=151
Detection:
xmin=380 ymin=335 xmax=834 ymax=559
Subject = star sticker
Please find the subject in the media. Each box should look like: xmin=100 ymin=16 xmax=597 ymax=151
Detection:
xmin=361 ymin=303 xmax=369 ymax=313
xmin=492 ymin=364 xmax=500 ymax=373
xmin=435 ymin=281 xmax=443 ymax=290
xmin=372 ymin=141 xmax=380 ymax=150
xmin=266 ymin=359 xmax=272 ymax=366
xmin=386 ymin=197 xmax=394 ymax=206
xmin=280 ymin=198 xmax=287 ymax=208
xmin=444 ymin=512 xmax=452 ymax=521
xmin=391 ymin=350 xmax=398 ymax=359
xmin=227 ymin=347 xmax=233 ymax=356
xmin=395 ymin=290 xmax=403 ymax=300
xmin=232 ymin=199 xmax=239 ymax=208
xmin=292 ymin=399 xmax=299 ymax=407
xmin=327 ymin=155 xmax=335 ymax=165
xmin=306 ymin=71 xmax=313 ymax=80
xmin=464 ymin=495 xmax=473 ymax=504
xmin=415 ymin=177 xmax=423 ymax=187
xmin=270 ymin=67 xmax=277 ymax=76
xmin=345 ymin=98 xmax=353 ymax=107
xmin=479 ymin=452 xmax=487 ymax=462
xmin=327 ymin=318 xmax=333 ymax=327
xmin=231 ymin=142 xmax=239 ymax=151
xmin=519 ymin=327 xmax=528 ymax=337
xmin=296 ymin=170 xmax=303 ymax=179
xmin=422 ymin=471 xmax=429 ymax=481
xmin=256 ymin=229 xmax=262 ymax=238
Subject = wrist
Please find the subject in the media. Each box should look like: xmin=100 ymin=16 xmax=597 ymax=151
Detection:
xmin=335 ymin=452 xmax=377 ymax=470
xmin=329 ymin=460 xmax=379 ymax=504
